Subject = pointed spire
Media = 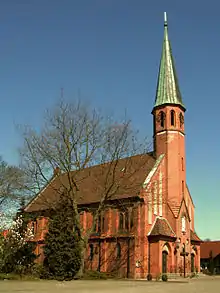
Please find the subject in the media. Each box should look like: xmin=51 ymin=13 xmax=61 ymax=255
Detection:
xmin=154 ymin=12 xmax=185 ymax=110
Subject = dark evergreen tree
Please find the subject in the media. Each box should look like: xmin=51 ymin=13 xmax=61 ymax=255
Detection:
xmin=43 ymin=194 xmax=81 ymax=280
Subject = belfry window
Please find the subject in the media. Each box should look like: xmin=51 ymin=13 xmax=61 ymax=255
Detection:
xmin=158 ymin=111 xmax=165 ymax=128
xmin=170 ymin=110 xmax=175 ymax=126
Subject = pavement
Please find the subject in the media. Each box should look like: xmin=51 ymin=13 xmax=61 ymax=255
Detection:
xmin=0 ymin=275 xmax=220 ymax=293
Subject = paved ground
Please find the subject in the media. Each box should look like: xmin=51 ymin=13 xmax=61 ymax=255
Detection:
xmin=0 ymin=276 xmax=220 ymax=293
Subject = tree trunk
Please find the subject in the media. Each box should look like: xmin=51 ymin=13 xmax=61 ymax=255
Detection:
xmin=75 ymin=239 xmax=86 ymax=278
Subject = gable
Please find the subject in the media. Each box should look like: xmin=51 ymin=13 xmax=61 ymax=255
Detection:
xmin=24 ymin=153 xmax=156 ymax=213
xmin=148 ymin=216 xmax=176 ymax=238
xmin=177 ymin=197 xmax=190 ymax=221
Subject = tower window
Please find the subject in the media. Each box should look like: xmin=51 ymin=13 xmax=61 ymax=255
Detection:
xmin=182 ymin=157 xmax=184 ymax=171
xmin=182 ymin=180 xmax=184 ymax=194
xmin=179 ymin=112 xmax=184 ymax=127
xmin=157 ymin=111 xmax=166 ymax=128
xmin=170 ymin=110 xmax=175 ymax=126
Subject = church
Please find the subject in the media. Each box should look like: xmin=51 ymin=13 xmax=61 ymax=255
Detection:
xmin=24 ymin=13 xmax=201 ymax=278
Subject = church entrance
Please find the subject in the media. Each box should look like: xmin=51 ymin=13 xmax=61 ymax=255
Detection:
xmin=191 ymin=254 xmax=195 ymax=272
xmin=162 ymin=251 xmax=168 ymax=274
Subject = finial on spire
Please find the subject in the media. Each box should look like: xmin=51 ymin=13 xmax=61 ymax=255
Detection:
xmin=164 ymin=12 xmax=167 ymax=26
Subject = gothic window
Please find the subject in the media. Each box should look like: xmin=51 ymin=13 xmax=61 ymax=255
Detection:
xmin=170 ymin=110 xmax=175 ymax=126
xmin=181 ymin=216 xmax=186 ymax=233
xmin=125 ymin=210 xmax=129 ymax=230
xmin=116 ymin=243 xmax=121 ymax=259
xmin=182 ymin=157 xmax=184 ymax=171
xmin=119 ymin=212 xmax=124 ymax=230
xmin=179 ymin=112 xmax=184 ymax=127
xmin=92 ymin=212 xmax=97 ymax=232
xmin=157 ymin=111 xmax=166 ymax=128
xmin=97 ymin=214 xmax=101 ymax=233
xmin=102 ymin=214 xmax=105 ymax=232
xmin=130 ymin=208 xmax=134 ymax=229
xmin=89 ymin=244 xmax=94 ymax=261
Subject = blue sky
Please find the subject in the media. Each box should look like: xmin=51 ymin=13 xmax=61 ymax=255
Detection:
xmin=0 ymin=0 xmax=219 ymax=240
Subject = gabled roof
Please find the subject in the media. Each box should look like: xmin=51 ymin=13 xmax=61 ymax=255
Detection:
xmin=154 ymin=12 xmax=185 ymax=110
xmin=148 ymin=216 xmax=176 ymax=238
xmin=200 ymin=241 xmax=220 ymax=259
xmin=24 ymin=153 xmax=156 ymax=213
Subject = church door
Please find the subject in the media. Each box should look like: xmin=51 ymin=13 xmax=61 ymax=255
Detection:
xmin=191 ymin=254 xmax=195 ymax=272
xmin=162 ymin=251 xmax=168 ymax=274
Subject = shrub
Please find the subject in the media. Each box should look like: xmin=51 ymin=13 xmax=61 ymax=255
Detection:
xmin=203 ymin=268 xmax=211 ymax=275
xmin=0 ymin=273 xmax=20 ymax=280
xmin=190 ymin=272 xmax=196 ymax=278
xmin=147 ymin=273 xmax=152 ymax=281
xmin=30 ymin=264 xmax=52 ymax=279
xmin=162 ymin=274 xmax=168 ymax=282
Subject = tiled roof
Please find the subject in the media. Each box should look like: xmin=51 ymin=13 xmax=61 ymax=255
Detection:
xmin=24 ymin=153 xmax=156 ymax=213
xmin=201 ymin=241 xmax=220 ymax=259
xmin=154 ymin=14 xmax=185 ymax=109
xmin=190 ymin=230 xmax=202 ymax=243
xmin=148 ymin=217 xmax=176 ymax=238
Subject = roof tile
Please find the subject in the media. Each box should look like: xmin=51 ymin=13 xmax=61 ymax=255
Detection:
xmin=25 ymin=153 xmax=156 ymax=212
xmin=148 ymin=217 xmax=176 ymax=238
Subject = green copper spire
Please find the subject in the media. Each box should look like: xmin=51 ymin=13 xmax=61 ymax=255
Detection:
xmin=154 ymin=12 xmax=185 ymax=110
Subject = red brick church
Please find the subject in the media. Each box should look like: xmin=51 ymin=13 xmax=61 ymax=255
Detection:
xmin=24 ymin=13 xmax=201 ymax=278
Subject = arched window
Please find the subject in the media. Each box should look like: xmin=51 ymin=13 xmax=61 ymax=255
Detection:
xmin=89 ymin=244 xmax=94 ymax=261
xmin=181 ymin=157 xmax=184 ymax=171
xmin=159 ymin=111 xmax=165 ymax=128
xmin=116 ymin=243 xmax=121 ymax=259
xmin=125 ymin=210 xmax=129 ymax=230
xmin=181 ymin=216 xmax=186 ymax=233
xmin=119 ymin=212 xmax=124 ymax=230
xmin=130 ymin=208 xmax=134 ymax=229
xmin=170 ymin=110 xmax=175 ymax=126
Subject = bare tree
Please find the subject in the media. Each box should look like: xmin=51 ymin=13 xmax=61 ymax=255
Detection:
xmin=0 ymin=157 xmax=26 ymax=207
xmin=19 ymin=99 xmax=153 ymax=275
xmin=0 ymin=157 xmax=27 ymax=230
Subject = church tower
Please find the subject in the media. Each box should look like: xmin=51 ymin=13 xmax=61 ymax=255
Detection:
xmin=152 ymin=13 xmax=186 ymax=207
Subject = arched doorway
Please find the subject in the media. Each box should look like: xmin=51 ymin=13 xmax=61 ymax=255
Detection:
xmin=162 ymin=251 xmax=168 ymax=274
xmin=191 ymin=253 xmax=195 ymax=272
